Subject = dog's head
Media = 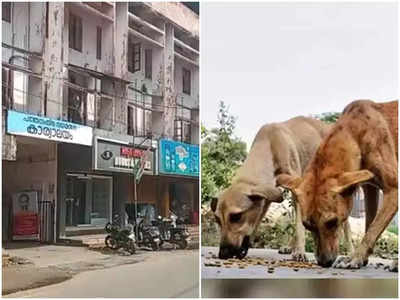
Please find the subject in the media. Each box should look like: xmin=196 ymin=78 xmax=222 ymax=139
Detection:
xmin=277 ymin=170 xmax=373 ymax=267
xmin=211 ymin=183 xmax=284 ymax=259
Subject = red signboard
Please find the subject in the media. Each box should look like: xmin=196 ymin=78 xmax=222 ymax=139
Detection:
xmin=13 ymin=213 xmax=39 ymax=236
xmin=120 ymin=147 xmax=143 ymax=158
xmin=12 ymin=191 xmax=39 ymax=240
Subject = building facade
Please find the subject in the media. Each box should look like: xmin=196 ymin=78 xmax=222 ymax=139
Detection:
xmin=2 ymin=2 xmax=199 ymax=241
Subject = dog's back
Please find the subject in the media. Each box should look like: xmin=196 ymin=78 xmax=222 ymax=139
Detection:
xmin=234 ymin=116 xmax=331 ymax=187
xmin=341 ymin=100 xmax=398 ymax=162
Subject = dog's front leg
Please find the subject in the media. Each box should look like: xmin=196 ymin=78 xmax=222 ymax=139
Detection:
xmin=343 ymin=219 xmax=354 ymax=255
xmin=334 ymin=188 xmax=398 ymax=269
xmin=291 ymin=200 xmax=307 ymax=262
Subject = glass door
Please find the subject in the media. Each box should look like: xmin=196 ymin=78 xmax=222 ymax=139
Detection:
xmin=65 ymin=174 xmax=112 ymax=228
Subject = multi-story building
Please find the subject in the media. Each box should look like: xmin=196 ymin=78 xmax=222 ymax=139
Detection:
xmin=2 ymin=2 xmax=199 ymax=242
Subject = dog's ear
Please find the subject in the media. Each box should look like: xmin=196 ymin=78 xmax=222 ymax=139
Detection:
xmin=249 ymin=186 xmax=283 ymax=203
xmin=210 ymin=197 xmax=218 ymax=212
xmin=276 ymin=174 xmax=302 ymax=193
xmin=331 ymin=170 xmax=374 ymax=194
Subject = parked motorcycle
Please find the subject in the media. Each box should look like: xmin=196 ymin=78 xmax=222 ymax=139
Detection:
xmin=154 ymin=211 xmax=190 ymax=249
xmin=134 ymin=213 xmax=161 ymax=251
xmin=104 ymin=214 xmax=136 ymax=255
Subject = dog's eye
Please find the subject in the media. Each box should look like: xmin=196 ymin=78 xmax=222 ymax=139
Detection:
xmin=325 ymin=218 xmax=338 ymax=230
xmin=230 ymin=212 xmax=242 ymax=223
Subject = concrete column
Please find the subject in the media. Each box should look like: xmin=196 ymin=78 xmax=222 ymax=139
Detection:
xmin=43 ymin=2 xmax=65 ymax=120
xmin=114 ymin=80 xmax=128 ymax=134
xmin=114 ymin=2 xmax=129 ymax=80
xmin=2 ymin=109 xmax=16 ymax=161
xmin=163 ymin=23 xmax=176 ymax=139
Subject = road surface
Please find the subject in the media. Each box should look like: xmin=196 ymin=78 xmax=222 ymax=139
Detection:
xmin=202 ymin=246 xmax=397 ymax=279
xmin=7 ymin=250 xmax=199 ymax=298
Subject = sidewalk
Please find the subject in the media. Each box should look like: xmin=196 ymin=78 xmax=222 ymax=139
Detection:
xmin=2 ymin=242 xmax=148 ymax=295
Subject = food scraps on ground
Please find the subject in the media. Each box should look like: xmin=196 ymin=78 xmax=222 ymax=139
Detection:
xmin=203 ymin=255 xmax=322 ymax=270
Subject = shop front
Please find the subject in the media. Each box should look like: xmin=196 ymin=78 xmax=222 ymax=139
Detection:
xmin=2 ymin=110 xmax=93 ymax=242
xmin=158 ymin=139 xmax=199 ymax=224
xmin=58 ymin=142 xmax=114 ymax=237
xmin=93 ymin=136 xmax=156 ymax=226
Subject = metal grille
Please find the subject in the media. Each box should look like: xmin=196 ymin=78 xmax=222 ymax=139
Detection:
xmin=38 ymin=201 xmax=54 ymax=243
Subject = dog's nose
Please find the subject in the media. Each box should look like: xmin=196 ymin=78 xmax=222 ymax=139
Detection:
xmin=317 ymin=253 xmax=335 ymax=268
xmin=219 ymin=246 xmax=234 ymax=259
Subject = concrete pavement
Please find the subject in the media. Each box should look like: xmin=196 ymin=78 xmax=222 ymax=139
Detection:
xmin=6 ymin=250 xmax=199 ymax=298
xmin=202 ymin=246 xmax=397 ymax=279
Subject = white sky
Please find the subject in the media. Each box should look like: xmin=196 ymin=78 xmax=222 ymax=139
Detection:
xmin=201 ymin=2 xmax=398 ymax=148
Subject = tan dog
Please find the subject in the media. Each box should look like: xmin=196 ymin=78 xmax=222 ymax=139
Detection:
xmin=211 ymin=116 xmax=353 ymax=260
xmin=278 ymin=100 xmax=398 ymax=268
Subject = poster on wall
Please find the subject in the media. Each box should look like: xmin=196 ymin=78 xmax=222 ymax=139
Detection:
xmin=12 ymin=191 xmax=40 ymax=240
xmin=7 ymin=110 xmax=93 ymax=146
xmin=159 ymin=139 xmax=199 ymax=177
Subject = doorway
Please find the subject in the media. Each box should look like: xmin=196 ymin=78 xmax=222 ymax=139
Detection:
xmin=65 ymin=174 xmax=112 ymax=230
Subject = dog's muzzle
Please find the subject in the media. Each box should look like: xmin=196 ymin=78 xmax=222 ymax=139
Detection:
xmin=218 ymin=236 xmax=251 ymax=259
xmin=316 ymin=253 xmax=336 ymax=268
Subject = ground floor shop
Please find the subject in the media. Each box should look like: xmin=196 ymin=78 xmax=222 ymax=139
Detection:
xmin=2 ymin=136 xmax=57 ymax=242
xmin=2 ymin=116 xmax=199 ymax=242
xmin=124 ymin=175 xmax=199 ymax=225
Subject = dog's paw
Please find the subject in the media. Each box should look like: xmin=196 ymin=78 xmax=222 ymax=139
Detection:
xmin=278 ymin=246 xmax=292 ymax=255
xmin=332 ymin=256 xmax=364 ymax=269
xmin=292 ymin=251 xmax=308 ymax=262
xmin=384 ymin=260 xmax=398 ymax=273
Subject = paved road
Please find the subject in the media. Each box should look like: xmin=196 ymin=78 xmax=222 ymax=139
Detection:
xmin=202 ymin=246 xmax=397 ymax=279
xmin=7 ymin=250 xmax=199 ymax=298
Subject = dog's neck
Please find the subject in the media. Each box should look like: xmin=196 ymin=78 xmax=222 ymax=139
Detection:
xmin=233 ymin=138 xmax=276 ymax=188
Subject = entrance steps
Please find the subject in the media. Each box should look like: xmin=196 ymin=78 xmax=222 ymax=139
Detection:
xmin=60 ymin=225 xmax=200 ymax=249
xmin=59 ymin=234 xmax=107 ymax=249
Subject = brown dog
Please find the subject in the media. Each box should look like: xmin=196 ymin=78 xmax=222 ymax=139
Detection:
xmin=210 ymin=116 xmax=353 ymax=261
xmin=278 ymin=100 xmax=398 ymax=268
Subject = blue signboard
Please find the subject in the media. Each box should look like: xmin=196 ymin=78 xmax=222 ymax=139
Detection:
xmin=6 ymin=110 xmax=93 ymax=146
xmin=159 ymin=139 xmax=199 ymax=177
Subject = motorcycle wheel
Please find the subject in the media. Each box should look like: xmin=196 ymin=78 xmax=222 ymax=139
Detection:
xmin=178 ymin=239 xmax=188 ymax=249
xmin=151 ymin=241 xmax=160 ymax=251
xmin=105 ymin=235 xmax=118 ymax=250
xmin=105 ymin=222 xmax=112 ymax=233
xmin=125 ymin=240 xmax=136 ymax=255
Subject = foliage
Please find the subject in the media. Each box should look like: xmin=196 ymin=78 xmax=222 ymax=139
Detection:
xmin=387 ymin=224 xmax=398 ymax=235
xmin=313 ymin=112 xmax=340 ymax=124
xmin=201 ymin=101 xmax=247 ymax=203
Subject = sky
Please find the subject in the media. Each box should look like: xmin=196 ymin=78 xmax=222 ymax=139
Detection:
xmin=201 ymin=2 xmax=398 ymax=148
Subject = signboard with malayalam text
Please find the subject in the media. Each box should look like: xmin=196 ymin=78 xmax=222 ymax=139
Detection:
xmin=7 ymin=110 xmax=93 ymax=146
xmin=159 ymin=139 xmax=199 ymax=177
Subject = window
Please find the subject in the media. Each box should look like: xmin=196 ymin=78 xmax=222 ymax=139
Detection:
xmin=127 ymin=104 xmax=151 ymax=136
xmin=2 ymin=68 xmax=12 ymax=108
xmin=182 ymin=68 xmax=191 ymax=95
xmin=96 ymin=26 xmax=102 ymax=60
xmin=2 ymin=2 xmax=11 ymax=23
xmin=145 ymin=49 xmax=152 ymax=79
xmin=128 ymin=43 xmax=141 ymax=73
xmin=69 ymin=14 xmax=82 ymax=52
xmin=127 ymin=105 xmax=135 ymax=135
xmin=175 ymin=119 xmax=191 ymax=143
xmin=13 ymin=71 xmax=27 ymax=111
xmin=68 ymin=75 xmax=86 ymax=125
